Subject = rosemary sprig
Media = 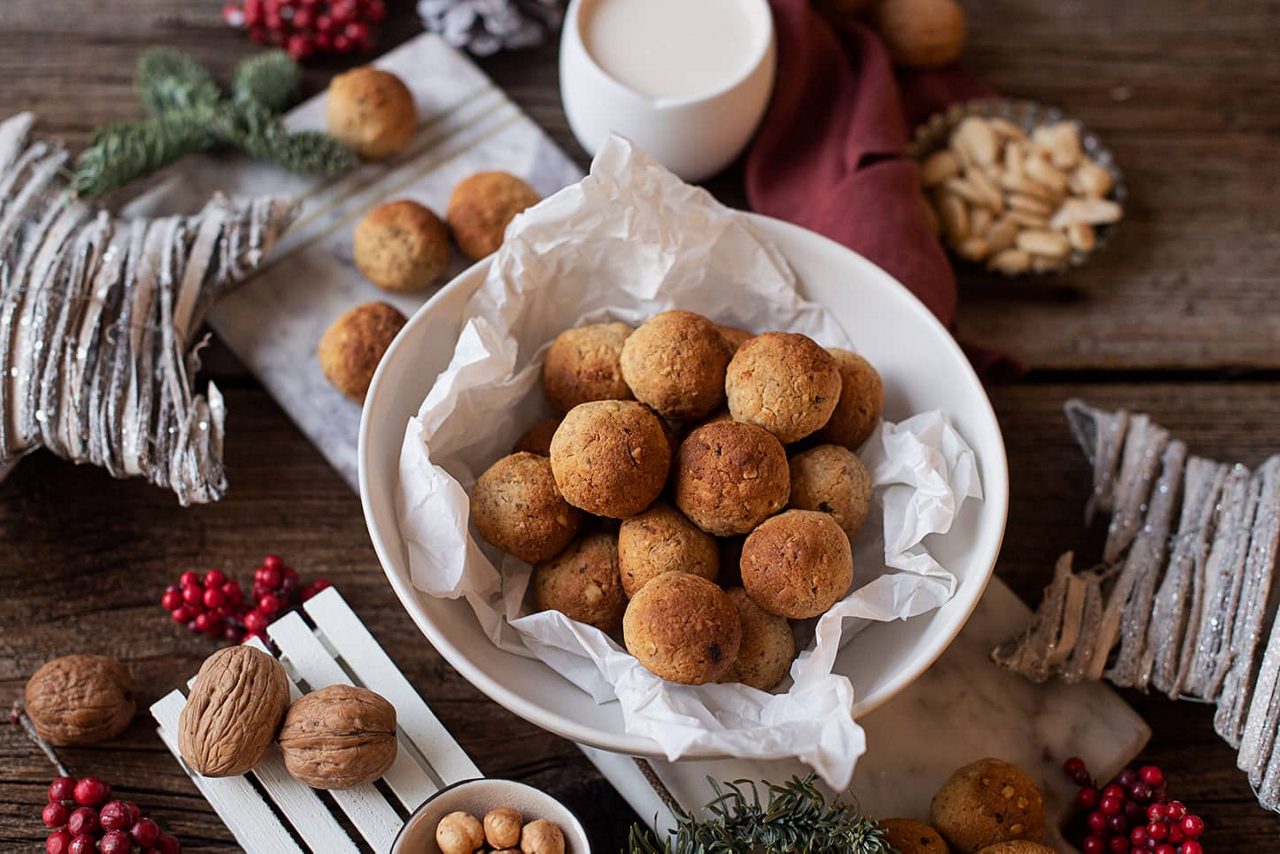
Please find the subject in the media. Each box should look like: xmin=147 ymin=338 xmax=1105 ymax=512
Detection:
xmin=628 ymin=774 xmax=893 ymax=854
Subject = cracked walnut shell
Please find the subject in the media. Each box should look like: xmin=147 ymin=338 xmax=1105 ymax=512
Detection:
xmin=24 ymin=655 xmax=135 ymax=746
xmin=178 ymin=646 xmax=289 ymax=777
xmin=279 ymin=684 xmax=398 ymax=790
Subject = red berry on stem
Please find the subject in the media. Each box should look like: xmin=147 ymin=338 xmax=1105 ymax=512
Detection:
xmin=1100 ymin=795 xmax=1124 ymax=816
xmin=258 ymin=566 xmax=282 ymax=589
xmin=194 ymin=612 xmax=217 ymax=634
xmin=49 ymin=777 xmax=76 ymax=803
xmin=1082 ymin=836 xmax=1105 ymax=854
xmin=1166 ymin=801 xmax=1186 ymax=820
xmin=1064 ymin=755 xmax=1087 ymax=776
xmin=46 ymin=830 xmax=72 ymax=854
xmin=1107 ymin=814 xmax=1127 ymax=834
xmin=73 ymin=778 xmax=110 ymax=807
xmin=1117 ymin=768 xmax=1138 ymax=787
xmin=1168 ymin=826 xmax=1185 ymax=844
xmin=1129 ymin=825 xmax=1148 ymax=846
xmin=1155 ymin=846 xmax=1177 ymax=854
xmin=222 ymin=580 xmax=244 ymax=604
xmin=101 ymin=830 xmax=133 ymax=854
xmin=182 ymin=586 xmax=203 ymax=606
xmin=263 ymin=554 xmax=284 ymax=572
xmin=1107 ymin=834 xmax=1129 ymax=853
xmin=258 ymin=593 xmax=281 ymax=614
xmin=366 ymin=0 xmax=385 ymax=22
xmin=1147 ymin=821 xmax=1169 ymax=841
xmin=42 ymin=802 xmax=69 ymax=828
xmin=204 ymin=569 xmax=226 ymax=588
xmin=156 ymin=834 xmax=182 ymax=854
xmin=66 ymin=807 xmax=98 ymax=836
xmin=1103 ymin=784 xmax=1126 ymax=801
xmin=1179 ymin=815 xmax=1204 ymax=838
xmin=131 ymin=818 xmax=160 ymax=847
xmin=1148 ymin=803 xmax=1168 ymax=821
xmin=100 ymin=800 xmax=132 ymax=831
xmin=244 ymin=610 xmax=267 ymax=633
xmin=1087 ymin=811 xmax=1109 ymax=834
xmin=1077 ymin=786 xmax=1100 ymax=809
xmin=1128 ymin=782 xmax=1152 ymax=803
xmin=202 ymin=587 xmax=226 ymax=609
xmin=1139 ymin=765 xmax=1165 ymax=787
xmin=67 ymin=836 xmax=95 ymax=854
xmin=179 ymin=571 xmax=200 ymax=588
xmin=1178 ymin=843 xmax=1202 ymax=854
xmin=161 ymin=587 xmax=182 ymax=610
xmin=171 ymin=607 xmax=192 ymax=624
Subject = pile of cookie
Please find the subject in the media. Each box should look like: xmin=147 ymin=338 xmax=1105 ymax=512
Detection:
xmin=469 ymin=310 xmax=884 ymax=690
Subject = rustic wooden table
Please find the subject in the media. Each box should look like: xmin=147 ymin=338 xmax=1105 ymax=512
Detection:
xmin=2 ymin=0 xmax=1278 ymax=850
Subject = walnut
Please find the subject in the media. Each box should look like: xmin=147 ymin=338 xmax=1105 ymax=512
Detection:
xmin=436 ymin=811 xmax=485 ymax=854
xmin=178 ymin=646 xmax=289 ymax=777
xmin=24 ymin=655 xmax=135 ymax=746
xmin=520 ymin=819 xmax=565 ymax=854
xmin=278 ymin=684 xmax=397 ymax=789
xmin=484 ymin=807 xmax=523 ymax=848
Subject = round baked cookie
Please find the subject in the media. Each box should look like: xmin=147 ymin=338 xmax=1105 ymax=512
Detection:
xmin=623 ymin=572 xmax=742 ymax=684
xmin=471 ymin=452 xmax=583 ymax=564
xmin=717 ymin=324 xmax=753 ymax=354
xmin=318 ymin=302 xmax=406 ymax=402
xmin=326 ymin=67 xmax=416 ymax=160
xmin=549 ymin=400 xmax=671 ymax=519
xmin=788 ymin=444 xmax=873 ymax=540
xmin=930 ymin=758 xmax=1046 ymax=853
xmin=617 ymin=502 xmax=719 ymax=598
xmin=513 ymin=417 xmax=561 ymax=456
xmin=533 ymin=532 xmax=626 ymax=632
xmin=721 ymin=588 xmax=795 ymax=691
xmin=353 ymin=200 xmax=449 ymax=293
xmin=725 ymin=332 xmax=842 ymax=443
xmin=674 ymin=421 xmax=789 ymax=536
xmin=740 ymin=510 xmax=853 ymax=619
xmin=620 ymin=311 xmax=731 ymax=421
xmin=978 ymin=843 xmax=1056 ymax=854
xmin=447 ymin=171 xmax=540 ymax=260
xmin=542 ymin=322 xmax=634 ymax=413
xmin=817 ymin=348 xmax=884 ymax=450
xmin=880 ymin=818 xmax=948 ymax=854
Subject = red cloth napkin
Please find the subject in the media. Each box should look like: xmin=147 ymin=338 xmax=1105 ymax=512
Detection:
xmin=745 ymin=0 xmax=990 ymax=329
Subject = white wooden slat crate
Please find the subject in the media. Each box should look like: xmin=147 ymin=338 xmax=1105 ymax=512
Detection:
xmin=151 ymin=588 xmax=481 ymax=853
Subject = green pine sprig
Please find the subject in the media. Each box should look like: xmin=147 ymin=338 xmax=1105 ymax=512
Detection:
xmin=73 ymin=47 xmax=354 ymax=197
xmin=627 ymin=774 xmax=893 ymax=854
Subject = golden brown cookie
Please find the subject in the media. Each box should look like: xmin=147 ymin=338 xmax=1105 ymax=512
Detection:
xmin=533 ymin=532 xmax=626 ymax=632
xmin=447 ymin=171 xmax=540 ymax=260
xmin=725 ymin=332 xmax=841 ymax=443
xmin=880 ymin=818 xmax=948 ymax=854
xmin=318 ymin=302 xmax=407 ymax=402
xmin=549 ymin=400 xmax=671 ymax=518
xmin=930 ymin=758 xmax=1046 ymax=852
xmin=353 ymin=200 xmax=449 ymax=293
xmin=471 ymin=452 xmax=583 ymax=564
xmin=513 ymin=417 xmax=562 ymax=456
xmin=623 ymin=572 xmax=741 ymax=684
xmin=721 ymin=587 xmax=795 ymax=691
xmin=740 ymin=510 xmax=853 ymax=619
xmin=788 ymin=444 xmax=873 ymax=541
xmin=978 ymin=843 xmax=1056 ymax=854
xmin=617 ymin=502 xmax=719 ymax=598
xmin=674 ymin=421 xmax=789 ymax=536
xmin=818 ymin=348 xmax=884 ymax=450
xmin=326 ymin=67 xmax=416 ymax=160
xmin=620 ymin=311 xmax=732 ymax=421
xmin=542 ymin=322 xmax=634 ymax=413
xmin=716 ymin=324 xmax=754 ymax=354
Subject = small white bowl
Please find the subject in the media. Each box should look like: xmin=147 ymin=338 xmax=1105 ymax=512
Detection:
xmin=559 ymin=0 xmax=777 ymax=181
xmin=392 ymin=778 xmax=591 ymax=853
xmin=358 ymin=214 xmax=1009 ymax=759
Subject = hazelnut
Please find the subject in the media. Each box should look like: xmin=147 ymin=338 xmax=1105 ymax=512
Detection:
xmin=484 ymin=806 xmax=523 ymax=848
xmin=436 ymin=810 xmax=484 ymax=854
xmin=873 ymin=0 xmax=967 ymax=69
xmin=24 ymin=655 xmax=135 ymax=746
xmin=520 ymin=818 xmax=565 ymax=854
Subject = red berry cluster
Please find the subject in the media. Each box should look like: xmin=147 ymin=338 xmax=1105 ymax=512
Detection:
xmin=221 ymin=0 xmax=385 ymax=61
xmin=43 ymin=777 xmax=179 ymax=854
xmin=160 ymin=555 xmax=331 ymax=646
xmin=1066 ymin=757 xmax=1206 ymax=854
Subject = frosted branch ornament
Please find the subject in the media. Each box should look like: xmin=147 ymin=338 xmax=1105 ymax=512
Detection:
xmin=0 ymin=113 xmax=296 ymax=504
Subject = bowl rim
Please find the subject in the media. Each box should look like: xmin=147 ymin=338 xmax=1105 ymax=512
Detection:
xmin=358 ymin=212 xmax=1010 ymax=757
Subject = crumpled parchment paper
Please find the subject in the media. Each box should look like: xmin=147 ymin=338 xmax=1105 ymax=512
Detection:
xmin=396 ymin=137 xmax=982 ymax=788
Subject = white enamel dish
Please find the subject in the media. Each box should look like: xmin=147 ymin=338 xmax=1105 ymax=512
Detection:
xmin=358 ymin=214 xmax=1009 ymax=758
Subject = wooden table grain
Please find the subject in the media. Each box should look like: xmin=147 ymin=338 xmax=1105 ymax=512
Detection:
xmin=2 ymin=0 xmax=1278 ymax=850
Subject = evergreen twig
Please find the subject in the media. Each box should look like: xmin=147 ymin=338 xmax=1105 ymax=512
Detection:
xmin=231 ymin=50 xmax=301 ymax=113
xmin=136 ymin=47 xmax=221 ymax=115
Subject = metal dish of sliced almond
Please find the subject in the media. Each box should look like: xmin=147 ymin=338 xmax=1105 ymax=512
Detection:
xmin=913 ymin=99 xmax=1125 ymax=276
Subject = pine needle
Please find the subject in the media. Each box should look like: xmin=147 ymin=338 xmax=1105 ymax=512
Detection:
xmin=136 ymin=48 xmax=221 ymax=116
xmin=231 ymin=50 xmax=301 ymax=113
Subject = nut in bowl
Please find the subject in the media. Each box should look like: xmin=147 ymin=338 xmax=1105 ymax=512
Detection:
xmin=914 ymin=98 xmax=1125 ymax=276
xmin=392 ymin=778 xmax=589 ymax=854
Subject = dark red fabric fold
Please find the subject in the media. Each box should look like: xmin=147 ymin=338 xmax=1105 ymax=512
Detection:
xmin=745 ymin=0 xmax=992 ymax=330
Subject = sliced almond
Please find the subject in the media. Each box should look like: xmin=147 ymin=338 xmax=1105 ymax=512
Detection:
xmin=1016 ymin=229 xmax=1071 ymax=259
xmin=1032 ymin=122 xmax=1082 ymax=170
xmin=1004 ymin=140 xmax=1027 ymax=178
xmin=1007 ymin=208 xmax=1050 ymax=228
xmin=988 ymin=248 xmax=1031 ymax=275
xmin=1008 ymin=193 xmax=1054 ymax=217
xmin=945 ymin=176 xmax=1001 ymax=212
xmin=1050 ymin=197 xmax=1123 ymax=229
xmin=967 ymin=168 xmax=1005 ymax=210
xmin=1024 ymin=153 xmax=1069 ymax=195
xmin=936 ymin=192 xmax=969 ymax=244
xmin=1000 ymin=170 xmax=1054 ymax=201
xmin=957 ymin=237 xmax=990 ymax=261
xmin=970 ymin=206 xmax=993 ymax=236
xmin=1067 ymin=221 xmax=1096 ymax=252
xmin=984 ymin=217 xmax=1019 ymax=253
xmin=988 ymin=117 xmax=1029 ymax=141
xmin=952 ymin=117 xmax=999 ymax=166
xmin=1070 ymin=159 xmax=1114 ymax=198
xmin=921 ymin=150 xmax=961 ymax=187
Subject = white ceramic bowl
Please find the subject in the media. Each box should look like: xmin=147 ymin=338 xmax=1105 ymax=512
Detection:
xmin=559 ymin=0 xmax=776 ymax=181
xmin=359 ymin=214 xmax=1009 ymax=758
xmin=391 ymin=778 xmax=590 ymax=853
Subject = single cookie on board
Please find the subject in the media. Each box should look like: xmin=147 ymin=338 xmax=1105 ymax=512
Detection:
xmin=740 ymin=510 xmax=853 ymax=619
xmin=623 ymin=572 xmax=741 ymax=684
xmin=720 ymin=587 xmax=795 ymax=691
xmin=318 ymin=301 xmax=407 ymax=402
xmin=533 ymin=532 xmax=626 ymax=632
xmin=930 ymin=758 xmax=1046 ymax=853
xmin=788 ymin=444 xmax=873 ymax=541
xmin=674 ymin=421 xmax=789 ymax=536
xmin=617 ymin=502 xmax=719 ymax=598
xmin=620 ymin=311 xmax=732 ymax=421
xmin=447 ymin=171 xmax=540 ymax=260
xmin=725 ymin=332 xmax=841 ymax=443
xmin=326 ymin=67 xmax=416 ymax=159
xmin=549 ymin=400 xmax=671 ymax=519
xmin=471 ymin=452 xmax=583 ymax=564
xmin=353 ymin=200 xmax=449 ymax=293
xmin=513 ymin=417 xmax=562 ymax=457
xmin=880 ymin=818 xmax=948 ymax=854
xmin=817 ymin=348 xmax=884 ymax=450
xmin=542 ymin=322 xmax=634 ymax=413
